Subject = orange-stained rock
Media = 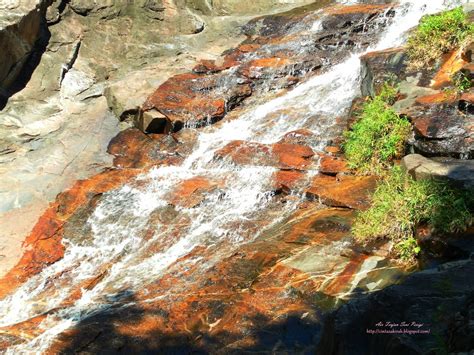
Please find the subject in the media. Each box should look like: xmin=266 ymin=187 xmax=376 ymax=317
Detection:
xmin=415 ymin=91 xmax=458 ymax=105
xmin=215 ymin=140 xmax=315 ymax=170
xmin=166 ymin=176 xmax=223 ymax=208
xmin=431 ymin=49 xmax=468 ymax=89
xmin=239 ymin=57 xmax=290 ymax=78
xmin=0 ymin=4 xmax=406 ymax=352
xmin=272 ymin=170 xmax=306 ymax=193
xmin=139 ymin=1 xmax=391 ymax=135
xmin=305 ymin=174 xmax=377 ymax=210
xmin=324 ymin=146 xmax=341 ymax=154
xmin=325 ymin=4 xmax=390 ymax=16
xmin=279 ymin=129 xmax=315 ymax=146
xmin=42 ymin=205 xmax=406 ymax=354
xmin=318 ymin=153 xmax=349 ymax=175
xmin=460 ymin=90 xmax=474 ymax=105
xmin=143 ymin=72 xmax=252 ymax=129
xmin=214 ymin=140 xmax=273 ymax=167
xmin=273 ymin=143 xmax=314 ymax=170
xmin=323 ymin=254 xmax=369 ymax=296
xmin=0 ymin=169 xmax=139 ymax=299
xmin=192 ymin=59 xmax=223 ymax=74
xmin=107 ymin=128 xmax=191 ymax=168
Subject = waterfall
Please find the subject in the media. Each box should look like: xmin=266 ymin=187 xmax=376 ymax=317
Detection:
xmin=0 ymin=0 xmax=468 ymax=353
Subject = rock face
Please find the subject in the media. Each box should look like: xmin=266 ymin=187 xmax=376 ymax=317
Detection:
xmin=0 ymin=0 xmax=320 ymax=277
xmin=2 ymin=1 xmax=472 ymax=354
xmin=402 ymin=154 xmax=474 ymax=189
xmin=408 ymin=97 xmax=473 ymax=158
xmin=142 ymin=3 xmax=394 ymax=129
xmin=362 ymin=44 xmax=474 ymax=159
xmin=143 ymin=73 xmax=252 ymax=130
xmin=215 ymin=140 xmax=315 ymax=170
xmin=306 ymin=174 xmax=377 ymax=210
xmin=0 ymin=0 xmax=51 ymax=94
xmin=318 ymin=257 xmax=474 ymax=354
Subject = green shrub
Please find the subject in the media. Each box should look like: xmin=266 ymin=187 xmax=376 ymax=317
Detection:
xmin=343 ymin=85 xmax=411 ymax=174
xmin=352 ymin=166 xmax=473 ymax=261
xmin=395 ymin=237 xmax=421 ymax=262
xmin=452 ymin=70 xmax=473 ymax=93
xmin=407 ymin=7 xmax=474 ymax=70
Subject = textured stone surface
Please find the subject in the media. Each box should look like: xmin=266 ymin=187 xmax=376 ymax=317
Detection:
xmin=402 ymin=154 xmax=474 ymax=189
xmin=0 ymin=0 xmax=51 ymax=92
xmin=215 ymin=140 xmax=315 ymax=170
xmin=306 ymin=174 xmax=377 ymax=210
xmin=318 ymin=257 xmax=474 ymax=355
xmin=143 ymin=3 xmax=393 ymax=130
xmin=1 ymin=0 xmax=319 ymax=278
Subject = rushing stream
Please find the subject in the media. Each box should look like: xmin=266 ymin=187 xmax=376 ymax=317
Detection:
xmin=0 ymin=0 xmax=468 ymax=352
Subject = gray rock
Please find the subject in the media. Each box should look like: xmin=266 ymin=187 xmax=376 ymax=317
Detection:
xmin=318 ymin=257 xmax=474 ymax=354
xmin=402 ymin=154 xmax=474 ymax=189
xmin=0 ymin=0 xmax=51 ymax=92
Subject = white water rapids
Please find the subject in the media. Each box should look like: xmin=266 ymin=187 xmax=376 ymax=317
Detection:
xmin=0 ymin=0 xmax=469 ymax=352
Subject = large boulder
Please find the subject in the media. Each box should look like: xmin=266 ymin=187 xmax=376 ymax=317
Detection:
xmin=407 ymin=95 xmax=473 ymax=158
xmin=401 ymin=154 xmax=474 ymax=189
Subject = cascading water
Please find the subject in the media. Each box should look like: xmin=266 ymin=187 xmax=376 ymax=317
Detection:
xmin=0 ymin=0 xmax=468 ymax=352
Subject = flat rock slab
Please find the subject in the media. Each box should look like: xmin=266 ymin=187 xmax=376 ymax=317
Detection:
xmin=306 ymin=174 xmax=377 ymax=210
xmin=318 ymin=153 xmax=350 ymax=175
xmin=215 ymin=140 xmax=315 ymax=170
xmin=402 ymin=153 xmax=474 ymax=189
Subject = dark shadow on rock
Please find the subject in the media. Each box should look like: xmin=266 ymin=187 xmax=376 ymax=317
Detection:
xmin=55 ymin=289 xmax=324 ymax=354
xmin=317 ymin=257 xmax=474 ymax=355
xmin=0 ymin=20 xmax=51 ymax=110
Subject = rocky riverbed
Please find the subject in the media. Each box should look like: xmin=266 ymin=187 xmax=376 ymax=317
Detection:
xmin=0 ymin=0 xmax=472 ymax=353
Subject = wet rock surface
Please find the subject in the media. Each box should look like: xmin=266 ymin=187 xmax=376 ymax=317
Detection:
xmin=142 ymin=3 xmax=394 ymax=129
xmin=0 ymin=0 xmax=320 ymax=276
xmin=0 ymin=1 xmax=472 ymax=354
xmin=306 ymin=174 xmax=377 ymax=210
xmin=13 ymin=206 xmax=405 ymax=354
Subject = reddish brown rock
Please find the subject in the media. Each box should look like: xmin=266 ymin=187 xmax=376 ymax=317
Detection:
xmin=139 ymin=2 xmax=392 ymax=134
xmin=431 ymin=49 xmax=468 ymax=89
xmin=305 ymin=174 xmax=377 ymax=210
xmin=165 ymin=176 xmax=222 ymax=208
xmin=272 ymin=170 xmax=307 ymax=193
xmin=239 ymin=57 xmax=290 ymax=78
xmin=460 ymin=90 xmax=474 ymax=105
xmin=415 ymin=92 xmax=458 ymax=105
xmin=0 ymin=169 xmax=139 ymax=299
xmin=318 ymin=154 xmax=349 ymax=175
xmin=324 ymin=146 xmax=341 ymax=154
xmin=107 ymin=128 xmax=187 ymax=168
xmin=273 ymin=143 xmax=314 ymax=170
xmin=215 ymin=140 xmax=315 ymax=170
xmin=42 ymin=206 xmax=403 ymax=354
xmin=325 ymin=4 xmax=390 ymax=16
xmin=406 ymin=98 xmax=473 ymax=157
xmin=143 ymin=72 xmax=252 ymax=129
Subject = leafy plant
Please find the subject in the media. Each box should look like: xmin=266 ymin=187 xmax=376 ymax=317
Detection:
xmin=343 ymin=84 xmax=410 ymax=174
xmin=395 ymin=237 xmax=421 ymax=262
xmin=451 ymin=70 xmax=472 ymax=93
xmin=407 ymin=7 xmax=474 ymax=70
xmin=352 ymin=166 xmax=473 ymax=261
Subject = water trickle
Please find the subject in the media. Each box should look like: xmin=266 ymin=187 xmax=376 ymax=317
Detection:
xmin=0 ymin=0 xmax=468 ymax=352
